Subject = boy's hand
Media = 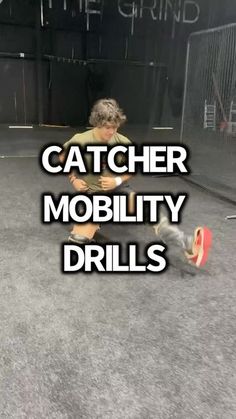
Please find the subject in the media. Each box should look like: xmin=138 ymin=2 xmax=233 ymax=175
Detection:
xmin=72 ymin=179 xmax=89 ymax=192
xmin=99 ymin=176 xmax=117 ymax=191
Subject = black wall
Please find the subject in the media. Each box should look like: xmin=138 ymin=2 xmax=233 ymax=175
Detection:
xmin=0 ymin=0 xmax=235 ymax=125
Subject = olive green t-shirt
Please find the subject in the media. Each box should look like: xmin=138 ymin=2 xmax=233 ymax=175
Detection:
xmin=63 ymin=129 xmax=132 ymax=192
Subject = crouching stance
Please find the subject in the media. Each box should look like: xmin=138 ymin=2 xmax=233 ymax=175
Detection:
xmin=60 ymin=98 xmax=134 ymax=243
xmin=153 ymin=215 xmax=212 ymax=275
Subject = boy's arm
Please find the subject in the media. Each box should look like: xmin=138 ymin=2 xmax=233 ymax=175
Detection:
xmin=59 ymin=148 xmax=88 ymax=190
xmin=59 ymin=151 xmax=76 ymax=184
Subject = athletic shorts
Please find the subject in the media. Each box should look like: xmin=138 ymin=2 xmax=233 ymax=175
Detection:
xmin=87 ymin=183 xmax=134 ymax=196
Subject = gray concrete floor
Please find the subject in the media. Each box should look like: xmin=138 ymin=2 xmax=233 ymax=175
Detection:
xmin=0 ymin=126 xmax=236 ymax=418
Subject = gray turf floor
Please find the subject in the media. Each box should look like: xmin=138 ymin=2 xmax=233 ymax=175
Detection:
xmin=0 ymin=127 xmax=236 ymax=418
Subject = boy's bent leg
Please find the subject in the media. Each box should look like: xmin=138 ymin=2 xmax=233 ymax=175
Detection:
xmin=153 ymin=217 xmax=200 ymax=274
xmin=69 ymin=223 xmax=100 ymax=243
xmin=153 ymin=216 xmax=212 ymax=269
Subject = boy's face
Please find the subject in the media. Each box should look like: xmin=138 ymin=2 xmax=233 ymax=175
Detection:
xmin=97 ymin=123 xmax=119 ymax=142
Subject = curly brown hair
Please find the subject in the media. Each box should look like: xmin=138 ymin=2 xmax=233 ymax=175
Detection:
xmin=89 ymin=98 xmax=127 ymax=127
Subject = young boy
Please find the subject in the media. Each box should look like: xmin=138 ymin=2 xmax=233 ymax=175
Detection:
xmin=61 ymin=98 xmax=212 ymax=271
xmin=60 ymin=98 xmax=134 ymax=244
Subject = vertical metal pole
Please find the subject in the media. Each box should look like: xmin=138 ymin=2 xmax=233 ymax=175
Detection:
xmin=125 ymin=37 xmax=129 ymax=60
xmin=180 ymin=39 xmax=190 ymax=143
xmin=131 ymin=2 xmax=135 ymax=36
xmin=22 ymin=59 xmax=27 ymax=124
xmin=149 ymin=65 xmax=162 ymax=128
xmin=36 ymin=0 xmax=44 ymax=125
xmin=40 ymin=0 xmax=44 ymax=26
xmin=14 ymin=91 xmax=17 ymax=123
xmin=99 ymin=36 xmax=102 ymax=56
